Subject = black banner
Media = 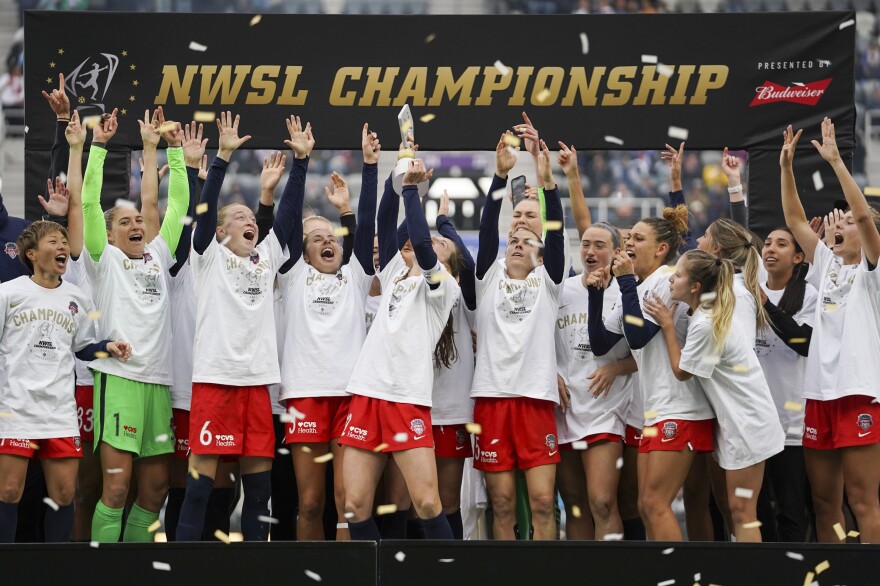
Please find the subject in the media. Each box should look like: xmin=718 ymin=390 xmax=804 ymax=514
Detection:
xmin=23 ymin=11 xmax=856 ymax=234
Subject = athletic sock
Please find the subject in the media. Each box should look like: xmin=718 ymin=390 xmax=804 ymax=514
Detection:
xmin=380 ymin=509 xmax=409 ymax=539
xmin=44 ymin=503 xmax=74 ymax=542
xmin=0 ymin=501 xmax=18 ymax=543
xmin=623 ymin=517 xmax=646 ymax=541
xmin=406 ymin=517 xmax=425 ymax=539
xmin=420 ymin=511 xmax=454 ymax=540
xmin=202 ymin=487 xmax=233 ymax=540
xmin=241 ymin=471 xmax=271 ymax=541
xmin=348 ymin=517 xmax=381 ymax=541
xmin=446 ymin=510 xmax=463 ymax=540
xmin=91 ymin=501 xmax=123 ymax=543
xmin=123 ymin=503 xmax=159 ymax=542
xmin=176 ymin=474 xmax=214 ymax=541
xmin=164 ymin=488 xmax=185 ymax=542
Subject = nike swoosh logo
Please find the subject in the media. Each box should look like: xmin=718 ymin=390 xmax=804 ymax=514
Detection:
xmin=548 ymin=450 xmax=558 ymax=456
xmin=9 ymin=301 xmax=22 ymax=308
xmin=455 ymin=445 xmax=466 ymax=450
xmin=413 ymin=435 xmax=426 ymax=440
xmin=661 ymin=437 xmax=676 ymax=443
xmin=859 ymin=431 xmax=872 ymax=438
xmin=633 ymin=435 xmax=643 ymax=441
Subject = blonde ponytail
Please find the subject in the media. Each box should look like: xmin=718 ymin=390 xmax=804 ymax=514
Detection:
xmin=682 ymin=250 xmax=735 ymax=353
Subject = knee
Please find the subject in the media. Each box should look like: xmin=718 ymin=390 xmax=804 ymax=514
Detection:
xmin=411 ymin=492 xmax=443 ymax=518
xmin=846 ymin=493 xmax=880 ymax=518
xmin=489 ymin=491 xmax=516 ymax=518
xmin=529 ymin=492 xmax=556 ymax=519
xmin=638 ymin=492 xmax=667 ymax=521
xmin=727 ymin=497 xmax=752 ymax=524
xmin=298 ymin=493 xmax=325 ymax=520
xmin=439 ymin=487 xmax=460 ymax=513
xmin=102 ymin=480 xmax=129 ymax=508
xmin=49 ymin=483 xmax=76 ymax=507
xmin=0 ymin=480 xmax=23 ymax=504
xmin=589 ymin=492 xmax=617 ymax=520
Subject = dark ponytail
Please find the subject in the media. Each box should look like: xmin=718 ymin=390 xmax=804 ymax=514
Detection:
xmin=772 ymin=226 xmax=808 ymax=317
xmin=433 ymin=243 xmax=464 ymax=369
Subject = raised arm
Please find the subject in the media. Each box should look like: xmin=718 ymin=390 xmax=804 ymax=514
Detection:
xmin=586 ymin=269 xmax=624 ymax=356
xmin=138 ymin=108 xmax=162 ymax=242
xmin=436 ymin=190 xmax=475 ymax=310
xmin=401 ymin=160 xmax=438 ymax=273
xmin=377 ymin=175 xmax=400 ymax=272
xmin=661 ymin=142 xmax=696 ymax=251
xmin=62 ymin=111 xmax=86 ymax=258
xmin=612 ymin=252 xmax=661 ymax=349
xmin=278 ymin=115 xmax=314 ymax=255
xmin=812 ymin=117 xmax=880 ymax=265
xmin=539 ymin=140 xmax=565 ymax=285
xmin=477 ymin=132 xmax=517 ymax=278
xmin=354 ymin=123 xmax=381 ymax=275
xmin=558 ymin=141 xmax=590 ymax=239
xmin=43 ymin=74 xmax=70 ymax=184
xmin=256 ymin=152 xmax=281 ymax=247
xmin=721 ymin=147 xmax=748 ymax=227
xmin=157 ymin=120 xmax=188 ymax=254
xmin=169 ymin=121 xmax=209 ymax=275
xmin=516 ymin=111 xmax=543 ymax=189
xmin=82 ymin=108 xmax=118 ymax=260
xmin=779 ymin=125 xmax=819 ymax=263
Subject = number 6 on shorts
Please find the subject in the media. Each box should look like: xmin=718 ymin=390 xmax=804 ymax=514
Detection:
xmin=200 ymin=420 xmax=212 ymax=446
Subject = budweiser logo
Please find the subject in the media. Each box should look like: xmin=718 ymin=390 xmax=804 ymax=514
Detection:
xmin=750 ymin=78 xmax=831 ymax=107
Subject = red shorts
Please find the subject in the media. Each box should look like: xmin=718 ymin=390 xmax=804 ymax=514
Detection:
xmin=338 ymin=394 xmax=434 ymax=452
xmin=189 ymin=383 xmax=275 ymax=459
xmin=803 ymin=395 xmax=880 ymax=450
xmin=171 ymin=409 xmax=190 ymax=460
xmin=284 ymin=396 xmax=352 ymax=444
xmin=472 ymin=397 xmax=561 ymax=472
xmin=560 ymin=432 xmax=623 ymax=451
xmin=75 ymin=385 xmax=94 ymax=444
xmin=638 ymin=419 xmax=715 ymax=453
xmin=624 ymin=425 xmax=643 ymax=448
xmin=434 ymin=424 xmax=473 ymax=458
xmin=0 ymin=437 xmax=83 ymax=459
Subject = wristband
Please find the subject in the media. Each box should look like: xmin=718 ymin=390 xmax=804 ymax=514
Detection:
xmin=727 ymin=185 xmax=743 ymax=194
xmin=91 ymin=141 xmax=106 ymax=149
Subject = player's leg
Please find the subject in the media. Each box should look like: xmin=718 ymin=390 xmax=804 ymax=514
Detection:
xmin=41 ymin=454 xmax=80 ymax=542
xmin=584 ymin=439 xmax=624 ymax=539
xmin=555 ymin=449 xmax=592 ymax=540
xmin=638 ymin=450 xmax=695 ymax=541
xmin=725 ymin=462 xmax=765 ymax=542
xmin=484 ymin=470 xmax=517 ymax=540
xmin=804 ymin=448 xmax=844 ymax=543
xmin=436 ymin=457 xmax=465 ymax=539
xmin=523 ymin=464 xmax=557 ymax=540
xmin=0 ymin=453 xmax=29 ymax=542
xmin=841 ymin=443 xmax=880 ymax=543
xmin=292 ymin=442 xmax=329 ymax=540
xmin=342 ymin=445 xmax=387 ymax=540
xmin=393 ymin=446 xmax=451 ymax=539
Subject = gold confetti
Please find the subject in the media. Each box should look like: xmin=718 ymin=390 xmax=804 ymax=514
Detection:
xmin=43 ymin=497 xmax=59 ymax=511
xmin=424 ymin=33 xmax=436 ymax=43
xmin=571 ymin=505 xmax=582 ymax=518
xmin=784 ymin=401 xmax=803 ymax=412
xmin=195 ymin=203 xmax=209 ymax=215
xmin=644 ymin=410 xmax=658 ymax=419
xmin=333 ymin=226 xmax=349 ymax=237
xmin=400 ymin=119 xmax=412 ymax=134
xmin=643 ymin=426 xmax=658 ymax=437
xmin=83 ymin=115 xmax=101 ymax=129
xmin=824 ymin=303 xmax=838 ymax=313
xmin=502 ymin=134 xmax=521 ymax=148
xmin=87 ymin=310 xmax=102 ymax=320
xmin=848 ymin=529 xmax=860 ymax=538
xmin=193 ymin=111 xmax=216 ymax=123
xmin=787 ymin=337 xmax=807 ymax=344
xmin=802 ymin=571 xmax=815 ymax=586
xmin=419 ymin=113 xmax=436 ymax=123
xmin=815 ymin=560 xmax=830 ymax=575
xmin=734 ymin=487 xmax=754 ymax=499
xmin=0 ymin=412 xmax=13 ymax=419
xmin=94 ymin=351 xmax=109 ymax=359
xmin=373 ymin=443 xmax=389 ymax=452
xmin=428 ymin=271 xmax=451 ymax=283
xmin=189 ymin=467 xmax=200 ymax=480
xmin=147 ymin=520 xmax=162 ymax=533
xmin=864 ymin=187 xmax=880 ymax=197
xmin=742 ymin=520 xmax=762 ymax=529
xmin=376 ymin=504 xmax=398 ymax=516
xmin=301 ymin=445 xmax=312 ymax=453
xmin=624 ymin=315 xmax=645 ymax=327
xmin=832 ymin=522 xmax=846 ymax=541
xmin=29 ymin=442 xmax=40 ymax=450
xmin=535 ymin=88 xmax=552 ymax=104
xmin=313 ymin=452 xmax=334 ymax=463
xmin=544 ymin=220 xmax=563 ymax=231
xmin=214 ymin=529 xmax=231 ymax=543
xmin=249 ymin=14 xmax=262 ymax=26
xmin=731 ymin=364 xmax=749 ymax=373
xmin=465 ymin=423 xmax=482 ymax=435
xmin=157 ymin=122 xmax=177 ymax=134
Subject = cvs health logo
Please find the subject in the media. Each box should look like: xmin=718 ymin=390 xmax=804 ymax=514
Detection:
xmin=750 ymin=78 xmax=832 ymax=107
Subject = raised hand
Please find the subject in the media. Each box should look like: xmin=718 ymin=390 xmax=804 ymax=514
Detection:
xmin=515 ymin=111 xmax=540 ymax=159
xmin=138 ymin=108 xmax=161 ymax=149
xmin=284 ymin=115 xmax=314 ymax=159
xmin=198 ymin=154 xmax=208 ymax=181
xmin=41 ymin=73 xmax=70 ymax=120
xmin=610 ymin=251 xmax=633 ymax=277
xmin=65 ymin=110 xmax=86 ymax=149
xmin=402 ymin=159 xmax=433 ymax=186
xmin=260 ymin=151 xmax=287 ymax=194
xmin=138 ymin=157 xmax=168 ymax=182
xmin=324 ymin=171 xmax=351 ymax=213
xmin=643 ymin=291 xmax=674 ymax=329
xmin=811 ymin=117 xmax=840 ymax=164
xmin=182 ymin=121 xmax=209 ymax=167
xmin=155 ymin=107 xmax=183 ymax=147
xmin=216 ymin=111 xmax=252 ymax=160
xmin=38 ymin=177 xmax=70 ymax=217
xmin=779 ymin=124 xmax=802 ymax=169
xmin=557 ymin=141 xmax=579 ymax=177
xmin=539 ymin=139 xmax=554 ymax=188
xmin=438 ymin=189 xmax=450 ymax=217
xmin=660 ymin=142 xmax=684 ymax=191
xmin=721 ymin=147 xmax=742 ymax=186
xmin=92 ymin=108 xmax=119 ymax=144
xmin=495 ymin=131 xmax=519 ymax=178
xmin=584 ymin=266 xmax=609 ymax=288
xmin=362 ymin=123 xmax=381 ymax=164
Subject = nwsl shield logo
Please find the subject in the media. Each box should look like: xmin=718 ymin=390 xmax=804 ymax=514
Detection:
xmin=858 ymin=413 xmax=874 ymax=432
xmin=68 ymin=301 xmax=79 ymax=315
xmin=410 ymin=419 xmax=426 ymax=436
xmin=4 ymin=242 xmax=18 ymax=259
xmin=74 ymin=436 xmax=82 ymax=450
xmin=545 ymin=434 xmax=557 ymax=451
xmin=663 ymin=421 xmax=678 ymax=439
xmin=66 ymin=53 xmax=119 ymax=114
xmin=456 ymin=428 xmax=468 ymax=447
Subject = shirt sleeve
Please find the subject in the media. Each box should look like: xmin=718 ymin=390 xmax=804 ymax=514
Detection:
xmin=158 ymin=147 xmax=189 ymax=255
xmin=71 ymin=294 xmax=100 ymax=352
xmin=678 ymin=317 xmax=716 ymax=379
xmin=82 ymin=146 xmax=108 ymax=261
xmin=806 ymin=242 xmax=832 ymax=290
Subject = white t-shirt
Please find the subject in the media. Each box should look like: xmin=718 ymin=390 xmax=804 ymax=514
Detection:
xmin=432 ymin=293 xmax=476 ymax=425
xmin=191 ymin=232 xmax=289 ymax=386
xmin=268 ymin=283 xmax=287 ymax=415
xmin=64 ymin=256 xmax=94 ymax=387
xmin=0 ymin=277 xmax=99 ymax=438
xmin=805 ymin=243 xmax=880 ymax=401
xmin=364 ymin=293 xmax=380 ymax=333
xmin=347 ymin=252 xmax=457 ymax=407
xmin=606 ymin=266 xmax=714 ymax=425
xmin=733 ymin=273 xmax=758 ymax=348
xmin=169 ymin=261 xmax=196 ymax=410
xmin=626 ymin=370 xmax=644 ymax=429
xmin=755 ymin=284 xmax=818 ymax=446
xmin=84 ymin=237 xmax=174 ymax=385
xmin=555 ymin=276 xmax=633 ymax=443
xmin=279 ymin=256 xmax=373 ymax=399
xmin=680 ymin=307 xmax=785 ymax=470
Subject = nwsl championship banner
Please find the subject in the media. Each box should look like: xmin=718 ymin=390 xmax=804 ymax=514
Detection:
xmin=24 ymin=11 xmax=856 ymax=233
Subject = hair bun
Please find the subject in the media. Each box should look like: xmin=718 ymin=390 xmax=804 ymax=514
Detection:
xmin=661 ymin=204 xmax=689 ymax=234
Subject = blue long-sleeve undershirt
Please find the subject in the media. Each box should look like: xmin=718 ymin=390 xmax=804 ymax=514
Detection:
xmin=617 ymin=274 xmax=661 ymax=349
xmin=353 ymin=162 xmax=378 ymax=276
xmin=542 ymin=186 xmax=565 ymax=285
xmin=377 ymin=176 xmax=399 ymax=272
xmin=437 ymin=215 xmax=476 ymax=311
xmin=170 ymin=166 xmax=200 ymax=277
xmin=75 ymin=340 xmax=110 ymax=361
xmin=476 ymin=174 xmax=508 ymax=279
xmin=192 ymin=157 xmax=228 ymax=254
xmin=587 ymin=286 xmax=623 ymax=356
xmin=669 ymin=190 xmax=697 ymax=252
xmin=402 ymin=185 xmax=438 ymax=273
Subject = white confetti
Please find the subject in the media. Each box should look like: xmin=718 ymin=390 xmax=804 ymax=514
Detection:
xmin=491 ymin=188 xmax=507 ymax=201
xmin=641 ymin=54 xmax=658 ymax=64
xmin=393 ymin=432 xmax=409 ymax=443
xmin=603 ymin=532 xmax=623 ymax=541
xmin=812 ymin=171 xmax=824 ymax=191
xmin=579 ymin=32 xmax=589 ymax=54
xmin=657 ymin=580 xmax=675 ymax=586
xmin=657 ymin=63 xmax=674 ymax=78
xmin=490 ymin=439 xmax=499 ymax=445
xmin=616 ymin=457 xmax=624 ymax=469
xmin=742 ymin=520 xmax=762 ymax=529
xmin=219 ymin=235 xmax=232 ymax=246
xmin=395 ymin=551 xmax=406 ymax=562
xmin=572 ymin=440 xmax=588 ymax=450
xmin=179 ymin=216 xmax=193 ymax=226
xmin=90 ymin=541 xmax=99 ymax=548
xmin=288 ymin=405 xmax=307 ymax=420
xmin=687 ymin=442 xmax=694 ymax=451
xmin=604 ymin=135 xmax=624 ymax=146
xmin=493 ymin=60 xmax=510 ymax=77
xmin=258 ymin=515 xmax=279 ymax=524
xmin=438 ymin=558 xmax=455 ymax=563
xmin=734 ymin=487 xmax=754 ymax=499
xmin=786 ymin=551 xmax=804 ymax=561
xmin=694 ymin=573 xmax=701 ymax=582
xmin=344 ymin=512 xmax=355 ymax=519
xmin=277 ymin=447 xmax=290 ymax=455
xmin=839 ymin=18 xmax=855 ymax=30
xmin=24 ymin=125 xmax=29 ymax=134
xmin=43 ymin=497 xmax=59 ymax=511
xmin=106 ymin=468 xmax=123 ymax=474
xmin=230 ymin=473 xmax=236 ymax=482
xmin=152 ymin=561 xmax=171 ymax=571
xmin=155 ymin=434 xmax=169 ymax=442
xmin=114 ymin=198 xmax=137 ymax=209
xmin=59 ymin=172 xmax=67 ymax=184
xmin=700 ymin=354 xmax=721 ymax=366
xmin=662 ymin=547 xmax=674 ymax=555
xmin=699 ymin=292 xmax=717 ymax=302
xmin=787 ymin=425 xmax=802 ymax=436
xmin=188 ymin=41 xmax=208 ymax=52
xmin=668 ymin=126 xmax=689 ymax=141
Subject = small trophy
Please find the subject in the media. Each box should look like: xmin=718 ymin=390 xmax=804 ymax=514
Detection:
xmin=393 ymin=104 xmax=429 ymax=197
